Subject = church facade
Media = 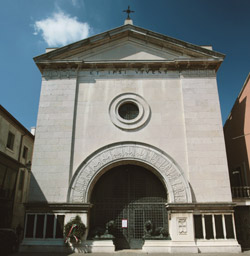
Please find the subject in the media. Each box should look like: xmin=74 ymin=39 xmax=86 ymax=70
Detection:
xmin=22 ymin=20 xmax=241 ymax=253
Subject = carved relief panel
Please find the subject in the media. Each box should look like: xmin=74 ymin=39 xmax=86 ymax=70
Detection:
xmin=69 ymin=142 xmax=191 ymax=204
xmin=177 ymin=217 xmax=188 ymax=235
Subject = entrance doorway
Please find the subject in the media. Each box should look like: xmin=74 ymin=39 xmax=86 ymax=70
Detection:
xmin=89 ymin=164 xmax=168 ymax=250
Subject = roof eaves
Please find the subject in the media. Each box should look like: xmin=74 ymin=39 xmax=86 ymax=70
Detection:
xmin=34 ymin=24 xmax=225 ymax=63
xmin=0 ymin=105 xmax=35 ymax=140
xmin=33 ymin=24 xmax=131 ymax=61
xmin=130 ymin=25 xmax=225 ymax=59
xmin=224 ymin=72 xmax=250 ymax=127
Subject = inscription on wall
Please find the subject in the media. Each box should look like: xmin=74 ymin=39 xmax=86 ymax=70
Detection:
xmin=43 ymin=69 xmax=215 ymax=79
xmin=69 ymin=143 xmax=191 ymax=204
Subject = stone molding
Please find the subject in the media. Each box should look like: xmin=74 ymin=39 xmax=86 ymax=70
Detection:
xmin=166 ymin=203 xmax=235 ymax=213
xmin=42 ymin=69 xmax=77 ymax=79
xmin=25 ymin=203 xmax=92 ymax=213
xmin=42 ymin=68 xmax=216 ymax=79
xmin=109 ymin=93 xmax=151 ymax=130
xmin=68 ymin=142 xmax=192 ymax=203
xmin=181 ymin=69 xmax=216 ymax=78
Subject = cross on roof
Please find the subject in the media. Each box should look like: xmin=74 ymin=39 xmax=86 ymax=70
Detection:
xmin=123 ymin=6 xmax=135 ymax=19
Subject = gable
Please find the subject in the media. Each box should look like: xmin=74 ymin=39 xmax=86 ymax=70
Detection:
xmin=66 ymin=39 xmax=191 ymax=62
xmin=34 ymin=24 xmax=225 ymax=72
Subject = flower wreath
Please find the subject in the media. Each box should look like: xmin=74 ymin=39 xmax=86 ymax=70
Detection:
xmin=64 ymin=215 xmax=86 ymax=244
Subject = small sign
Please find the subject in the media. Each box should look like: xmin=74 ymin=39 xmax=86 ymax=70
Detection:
xmin=122 ymin=219 xmax=128 ymax=228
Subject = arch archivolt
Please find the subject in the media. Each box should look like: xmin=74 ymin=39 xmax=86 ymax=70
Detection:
xmin=69 ymin=142 xmax=192 ymax=203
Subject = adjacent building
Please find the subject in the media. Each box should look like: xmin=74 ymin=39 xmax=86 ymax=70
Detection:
xmin=22 ymin=17 xmax=241 ymax=253
xmin=0 ymin=105 xmax=34 ymax=235
xmin=224 ymin=73 xmax=250 ymax=249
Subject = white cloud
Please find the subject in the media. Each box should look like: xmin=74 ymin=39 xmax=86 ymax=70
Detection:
xmin=34 ymin=11 xmax=90 ymax=47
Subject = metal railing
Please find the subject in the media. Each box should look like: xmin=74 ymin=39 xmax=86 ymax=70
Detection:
xmin=232 ymin=186 xmax=250 ymax=198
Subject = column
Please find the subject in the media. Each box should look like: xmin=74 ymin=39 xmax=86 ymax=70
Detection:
xmin=23 ymin=214 xmax=28 ymax=238
xmin=43 ymin=214 xmax=47 ymax=238
xmin=232 ymin=213 xmax=237 ymax=239
xmin=33 ymin=214 xmax=37 ymax=238
xmin=202 ymin=214 xmax=206 ymax=239
xmin=212 ymin=214 xmax=216 ymax=239
xmin=53 ymin=215 xmax=57 ymax=239
xmin=222 ymin=214 xmax=226 ymax=239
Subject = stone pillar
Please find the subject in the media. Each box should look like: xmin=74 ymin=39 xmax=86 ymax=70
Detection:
xmin=166 ymin=203 xmax=197 ymax=253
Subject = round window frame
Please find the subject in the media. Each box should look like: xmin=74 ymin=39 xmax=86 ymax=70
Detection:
xmin=109 ymin=93 xmax=151 ymax=130
xmin=117 ymin=101 xmax=140 ymax=121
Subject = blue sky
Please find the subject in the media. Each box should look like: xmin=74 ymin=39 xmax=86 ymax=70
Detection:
xmin=1 ymin=0 xmax=250 ymax=129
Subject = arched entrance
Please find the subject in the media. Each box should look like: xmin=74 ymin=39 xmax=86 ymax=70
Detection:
xmin=89 ymin=164 xmax=168 ymax=250
xmin=68 ymin=142 xmax=192 ymax=204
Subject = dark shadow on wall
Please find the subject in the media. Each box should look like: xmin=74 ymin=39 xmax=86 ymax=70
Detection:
xmin=0 ymin=154 xmax=19 ymax=228
xmin=189 ymin=182 xmax=197 ymax=203
xmin=22 ymin=173 xmax=97 ymax=255
xmin=224 ymin=96 xmax=249 ymax=187
xmin=224 ymin=96 xmax=250 ymax=250
xmin=28 ymin=172 xmax=48 ymax=203
xmin=234 ymin=206 xmax=250 ymax=250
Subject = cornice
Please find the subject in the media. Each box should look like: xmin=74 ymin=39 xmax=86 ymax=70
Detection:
xmin=166 ymin=202 xmax=236 ymax=213
xmin=37 ymin=59 xmax=222 ymax=74
xmin=0 ymin=105 xmax=34 ymax=140
xmin=25 ymin=203 xmax=92 ymax=213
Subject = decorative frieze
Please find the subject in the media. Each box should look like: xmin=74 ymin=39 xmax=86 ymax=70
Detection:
xmin=42 ymin=68 xmax=216 ymax=80
xmin=43 ymin=69 xmax=78 ymax=79
xmin=42 ymin=68 xmax=181 ymax=79
xmin=82 ymin=69 xmax=171 ymax=76
xmin=69 ymin=142 xmax=192 ymax=204
xmin=181 ymin=70 xmax=216 ymax=78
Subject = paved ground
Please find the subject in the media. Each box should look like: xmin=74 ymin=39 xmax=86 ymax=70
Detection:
xmin=11 ymin=251 xmax=250 ymax=256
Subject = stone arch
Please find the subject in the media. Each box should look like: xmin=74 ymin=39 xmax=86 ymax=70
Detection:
xmin=68 ymin=142 xmax=192 ymax=203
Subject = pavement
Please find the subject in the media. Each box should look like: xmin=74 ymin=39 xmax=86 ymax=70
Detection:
xmin=10 ymin=250 xmax=250 ymax=256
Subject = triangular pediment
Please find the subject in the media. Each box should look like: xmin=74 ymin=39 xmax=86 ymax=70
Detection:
xmin=66 ymin=39 xmax=191 ymax=62
xmin=34 ymin=24 xmax=224 ymax=72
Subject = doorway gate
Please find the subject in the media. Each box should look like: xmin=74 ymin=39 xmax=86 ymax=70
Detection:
xmin=89 ymin=164 xmax=168 ymax=250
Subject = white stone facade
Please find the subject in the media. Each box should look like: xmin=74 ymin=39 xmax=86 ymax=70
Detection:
xmin=23 ymin=24 xmax=240 ymax=253
xmin=30 ymin=70 xmax=231 ymax=204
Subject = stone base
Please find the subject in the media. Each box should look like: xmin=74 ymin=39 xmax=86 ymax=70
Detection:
xmin=20 ymin=239 xmax=70 ymax=253
xmin=170 ymin=242 xmax=199 ymax=253
xmin=20 ymin=238 xmax=241 ymax=253
xmin=20 ymin=245 xmax=70 ymax=253
xmin=83 ymin=240 xmax=115 ymax=253
xmin=20 ymin=239 xmax=115 ymax=253
xmin=143 ymin=239 xmax=241 ymax=253
xmin=143 ymin=240 xmax=171 ymax=253
xmin=143 ymin=240 xmax=198 ymax=253
xmin=196 ymin=240 xmax=241 ymax=253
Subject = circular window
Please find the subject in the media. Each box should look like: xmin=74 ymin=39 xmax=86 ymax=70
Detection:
xmin=109 ymin=93 xmax=151 ymax=131
xmin=118 ymin=102 xmax=139 ymax=120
